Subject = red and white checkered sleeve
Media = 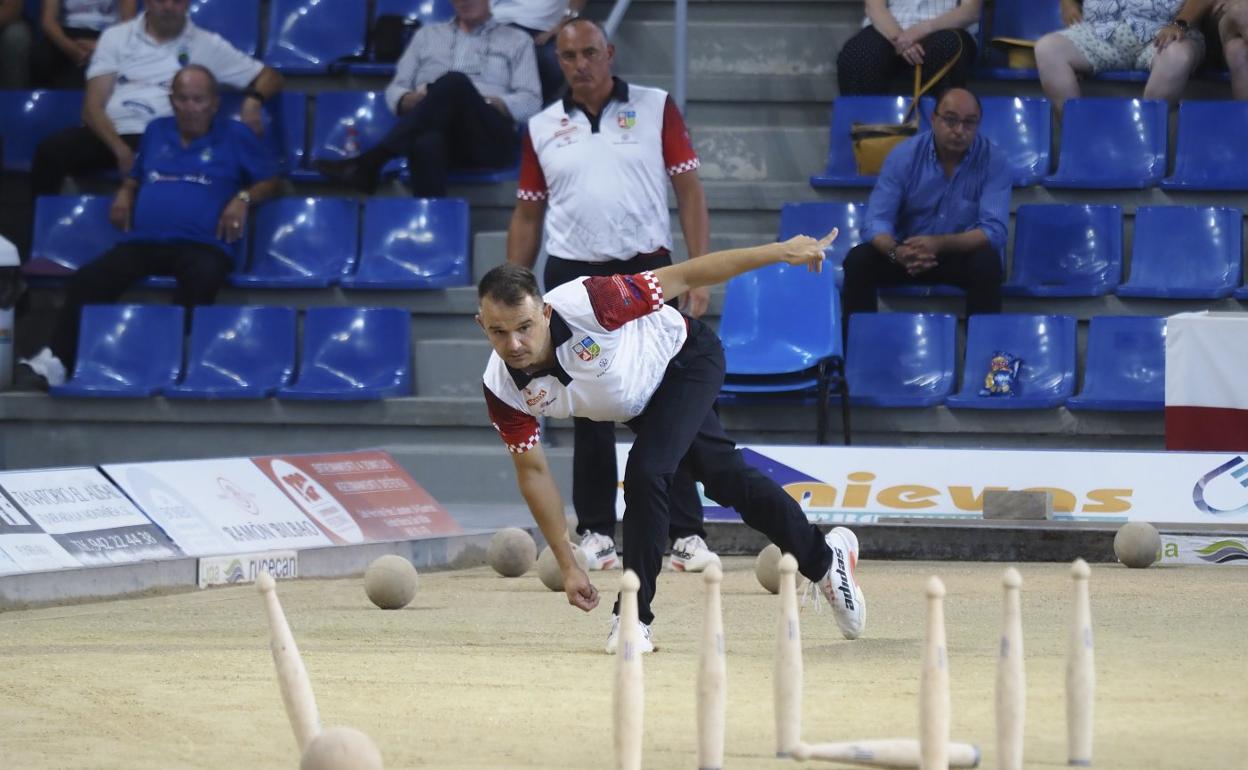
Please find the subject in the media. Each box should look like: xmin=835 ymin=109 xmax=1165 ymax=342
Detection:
xmin=583 ymin=271 xmax=665 ymax=331
xmin=661 ymin=96 xmax=700 ymax=177
xmin=484 ymin=384 xmax=541 ymax=454
xmin=516 ymin=131 xmax=548 ymax=202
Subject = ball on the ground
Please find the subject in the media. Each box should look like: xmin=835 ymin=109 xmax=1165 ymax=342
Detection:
xmin=363 ymin=554 xmax=418 ymax=609
xmin=487 ymin=527 xmax=537 ymax=577
xmin=536 ymin=544 xmax=589 ymax=591
xmin=755 ymin=543 xmax=782 ymax=594
xmin=1114 ymin=521 xmax=1161 ymax=569
xmin=300 ymin=725 xmax=384 ymax=770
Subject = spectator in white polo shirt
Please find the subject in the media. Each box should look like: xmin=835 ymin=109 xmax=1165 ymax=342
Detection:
xmin=492 ymin=0 xmax=587 ymax=104
xmin=29 ymin=0 xmax=282 ymax=199
xmin=505 ymin=17 xmax=715 ymax=574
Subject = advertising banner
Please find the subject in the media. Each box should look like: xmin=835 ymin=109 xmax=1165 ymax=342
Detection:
xmin=1160 ymin=535 xmax=1248 ymax=566
xmin=198 ymin=550 xmax=298 ymax=588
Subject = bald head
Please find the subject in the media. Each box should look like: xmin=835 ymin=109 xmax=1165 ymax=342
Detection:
xmin=557 ymin=17 xmax=615 ymax=107
xmin=931 ymin=88 xmax=981 ymax=160
xmin=936 ymin=88 xmax=981 ymax=117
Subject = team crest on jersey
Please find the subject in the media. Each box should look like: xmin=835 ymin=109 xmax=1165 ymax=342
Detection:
xmin=617 ymin=110 xmax=636 ymax=129
xmin=573 ymin=336 xmax=601 ymax=361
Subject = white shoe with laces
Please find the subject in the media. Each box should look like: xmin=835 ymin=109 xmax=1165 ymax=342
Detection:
xmin=604 ymin=614 xmax=655 ymax=655
xmin=578 ymin=531 xmax=619 ymax=571
xmin=818 ymin=527 xmax=867 ymax=640
xmin=669 ymin=534 xmax=719 ymax=572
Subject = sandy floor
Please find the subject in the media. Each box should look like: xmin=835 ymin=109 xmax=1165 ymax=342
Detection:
xmin=0 ymin=558 xmax=1245 ymax=769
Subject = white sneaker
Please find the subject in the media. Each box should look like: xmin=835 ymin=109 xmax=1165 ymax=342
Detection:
xmin=669 ymin=535 xmax=719 ymax=572
xmin=819 ymin=527 xmax=866 ymax=640
xmin=579 ymin=531 xmax=619 ymax=571
xmin=604 ymin=614 xmax=655 ymax=655
xmin=18 ymin=347 xmax=67 ymax=388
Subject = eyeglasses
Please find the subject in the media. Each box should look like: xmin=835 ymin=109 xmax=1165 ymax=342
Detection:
xmin=936 ymin=113 xmax=980 ymax=131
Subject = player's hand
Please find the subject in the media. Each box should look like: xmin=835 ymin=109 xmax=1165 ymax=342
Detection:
xmin=563 ymin=566 xmax=599 ymax=612
xmin=680 ymin=286 xmax=710 ymax=318
xmin=780 ymin=228 xmax=838 ymax=272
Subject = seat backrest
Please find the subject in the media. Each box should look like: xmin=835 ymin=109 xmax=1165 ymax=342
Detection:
xmin=185 ymin=305 xmax=297 ymax=386
xmin=1170 ymin=101 xmax=1248 ymax=184
xmin=777 ymin=201 xmax=866 ymax=286
xmin=1129 ymin=206 xmax=1243 ymax=291
xmin=300 ymin=306 xmax=412 ymax=383
xmin=218 ymin=90 xmax=306 ymax=173
xmin=31 ymin=195 xmax=123 ymax=270
xmin=309 ymin=91 xmax=397 ymax=162
xmin=847 ymin=312 xmax=956 ymax=396
xmin=0 ymin=90 xmax=84 ymax=172
xmin=1011 ymin=204 xmax=1122 ymax=291
xmin=250 ymin=197 xmax=360 ymax=279
xmin=975 ymin=96 xmax=1051 ymax=182
xmin=822 ymin=96 xmax=934 ymax=177
xmin=1053 ymin=98 xmax=1167 ymax=181
xmin=375 ymin=0 xmax=454 ymax=23
xmin=959 ymin=314 xmax=1076 ymax=397
xmin=264 ymin=0 xmax=367 ymax=68
xmin=357 ymin=197 xmax=470 ymax=285
xmin=73 ymin=304 xmax=184 ymax=386
xmin=719 ymin=259 xmax=842 ymax=375
xmin=989 ymin=0 xmax=1063 ymax=40
xmin=1081 ymin=315 xmax=1166 ymax=398
xmin=190 ymin=0 xmax=260 ymax=56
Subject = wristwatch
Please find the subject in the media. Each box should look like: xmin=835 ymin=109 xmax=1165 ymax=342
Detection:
xmin=564 ymin=7 xmax=580 ymax=18
xmin=235 ymin=190 xmax=252 ymax=205
xmin=1172 ymin=18 xmax=1189 ymax=32
xmin=887 ymin=247 xmax=899 ymax=263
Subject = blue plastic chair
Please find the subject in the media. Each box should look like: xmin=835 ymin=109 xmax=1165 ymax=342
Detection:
xmin=346 ymin=0 xmax=454 ymax=75
xmin=191 ymin=0 xmax=260 ymax=55
xmin=277 ymin=307 xmax=413 ymax=400
xmin=975 ymin=96 xmax=1051 ymax=185
xmin=0 ymin=90 xmax=84 ymax=172
xmin=263 ymin=0 xmax=367 ymax=74
xmin=776 ymin=201 xmax=866 ymax=287
xmin=979 ymin=0 xmax=1061 ymax=79
xmin=1161 ymin=101 xmax=1248 ymax=191
xmin=25 ymin=195 xmax=123 ymax=277
xmin=1004 ymin=204 xmax=1123 ymax=297
xmin=846 ymin=312 xmax=957 ymax=407
xmin=216 ymin=90 xmax=306 ymax=175
xmin=1067 ymin=316 xmax=1165 ymax=412
xmin=233 ymin=197 xmax=360 ymax=288
xmin=291 ymin=91 xmax=403 ymax=181
xmin=1043 ymin=98 xmax=1167 ymax=189
xmin=343 ymin=197 xmax=470 ymax=289
xmin=50 ymin=304 xmax=185 ymax=398
xmin=164 ymin=306 xmax=297 ymax=399
xmin=1117 ymin=206 xmax=1242 ymax=299
xmin=945 ymin=314 xmax=1077 ymax=409
xmin=810 ymin=96 xmax=934 ymax=188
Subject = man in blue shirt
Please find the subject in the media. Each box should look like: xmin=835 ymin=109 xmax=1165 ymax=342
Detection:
xmin=841 ymin=88 xmax=1009 ymax=329
xmin=18 ymin=64 xmax=280 ymax=388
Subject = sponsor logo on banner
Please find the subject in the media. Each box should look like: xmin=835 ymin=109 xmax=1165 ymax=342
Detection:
xmin=1160 ymin=536 xmax=1248 ymax=566
xmin=1192 ymin=456 xmax=1248 ymax=516
xmin=198 ymin=550 xmax=298 ymax=588
xmin=267 ymin=459 xmax=365 ymax=544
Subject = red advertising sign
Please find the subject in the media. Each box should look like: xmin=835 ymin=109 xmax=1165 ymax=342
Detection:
xmin=253 ymin=451 xmax=460 ymax=544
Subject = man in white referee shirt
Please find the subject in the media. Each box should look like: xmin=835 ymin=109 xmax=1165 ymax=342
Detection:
xmin=505 ymin=17 xmax=715 ymax=576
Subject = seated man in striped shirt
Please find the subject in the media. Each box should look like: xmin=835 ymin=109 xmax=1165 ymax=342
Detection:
xmin=316 ymin=0 xmax=541 ymax=197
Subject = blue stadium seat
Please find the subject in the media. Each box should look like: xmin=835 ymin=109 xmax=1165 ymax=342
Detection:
xmin=945 ymin=314 xmax=1076 ymax=409
xmin=776 ymin=201 xmax=866 ymax=287
xmin=846 ymin=312 xmax=957 ymax=407
xmin=343 ymin=198 xmax=470 ymax=289
xmin=291 ymin=91 xmax=403 ymax=182
xmin=0 ymin=90 xmax=84 ymax=172
xmin=346 ymin=0 xmax=454 ymax=75
xmin=219 ymin=90 xmax=307 ymax=174
xmin=1117 ymin=206 xmax=1242 ymax=299
xmin=1161 ymin=101 xmax=1248 ymax=191
xmin=164 ymin=305 xmax=297 ymax=399
xmin=25 ymin=195 xmax=122 ymax=277
xmin=974 ymin=96 xmax=1051 ymax=185
xmin=191 ymin=0 xmax=260 ymax=56
xmin=50 ymin=304 xmax=184 ymax=398
xmin=232 ymin=197 xmax=360 ymax=288
xmin=277 ymin=307 xmax=413 ymax=400
xmin=979 ymin=0 xmax=1061 ymax=79
xmin=1004 ymin=204 xmax=1122 ymax=297
xmin=810 ymin=96 xmax=934 ymax=188
xmin=1067 ymin=316 xmax=1165 ymax=412
xmin=263 ymin=0 xmax=367 ymax=74
xmin=1043 ymin=98 xmax=1167 ymax=189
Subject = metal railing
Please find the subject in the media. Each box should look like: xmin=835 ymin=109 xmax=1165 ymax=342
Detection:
xmin=603 ymin=0 xmax=688 ymax=110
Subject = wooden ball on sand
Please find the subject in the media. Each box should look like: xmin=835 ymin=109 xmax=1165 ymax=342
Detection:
xmin=1114 ymin=521 xmax=1162 ymax=568
xmin=363 ymin=555 xmax=418 ymax=610
xmin=537 ymin=544 xmax=589 ymax=591
xmin=487 ymin=528 xmax=538 ymax=577
xmin=300 ymin=726 xmax=384 ymax=770
xmin=754 ymin=543 xmax=782 ymax=594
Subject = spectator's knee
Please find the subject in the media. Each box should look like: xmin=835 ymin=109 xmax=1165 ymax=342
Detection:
xmin=1033 ymin=32 xmax=1066 ymax=69
xmin=974 ymin=248 xmax=1004 ymax=283
xmin=1154 ymin=39 xmax=1200 ymax=75
xmin=842 ymin=243 xmax=879 ymax=276
xmin=433 ymin=70 xmax=473 ymax=92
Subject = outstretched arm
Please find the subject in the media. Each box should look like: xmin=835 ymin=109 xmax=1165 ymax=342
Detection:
xmin=652 ymin=229 xmax=837 ymax=302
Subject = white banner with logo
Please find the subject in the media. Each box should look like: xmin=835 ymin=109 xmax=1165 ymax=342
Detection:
xmin=1160 ymin=535 xmax=1248 ymax=566
xmin=615 ymin=445 xmax=1248 ymax=525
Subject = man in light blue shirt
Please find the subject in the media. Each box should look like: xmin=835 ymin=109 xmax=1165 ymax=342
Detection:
xmin=841 ymin=88 xmax=1010 ymax=329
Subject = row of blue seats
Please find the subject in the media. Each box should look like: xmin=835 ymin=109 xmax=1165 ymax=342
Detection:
xmin=53 ymin=304 xmax=411 ymax=400
xmin=815 ymin=96 xmax=1248 ymax=191
xmin=0 ymin=89 xmax=517 ymax=184
xmin=784 ymin=201 xmax=1248 ymax=299
xmin=26 ymin=195 xmax=471 ymax=289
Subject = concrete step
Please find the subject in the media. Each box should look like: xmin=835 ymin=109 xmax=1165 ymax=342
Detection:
xmin=415 ymin=339 xmax=493 ymax=397
xmin=612 ymin=20 xmax=842 ymax=80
